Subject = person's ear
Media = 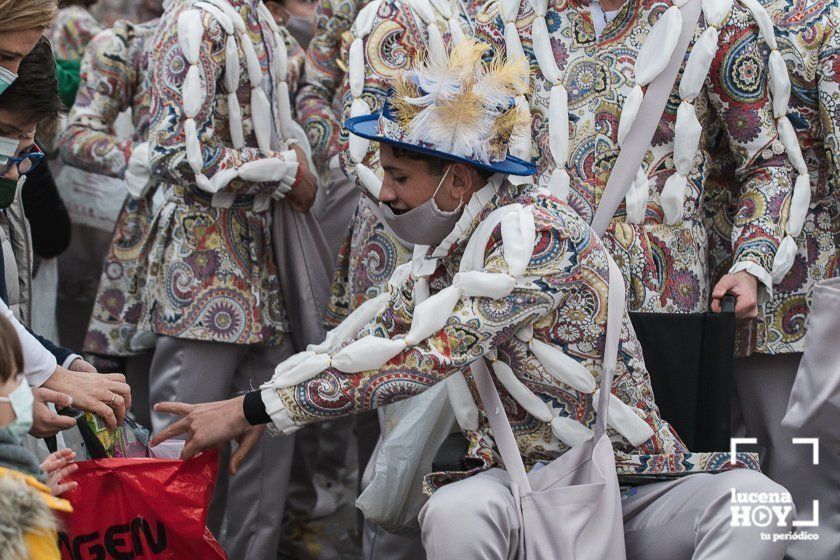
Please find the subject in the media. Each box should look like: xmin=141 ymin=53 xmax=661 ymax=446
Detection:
xmin=448 ymin=163 xmax=474 ymax=203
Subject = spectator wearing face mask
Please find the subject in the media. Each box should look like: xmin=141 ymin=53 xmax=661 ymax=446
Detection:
xmin=264 ymin=0 xmax=317 ymax=49
xmin=0 ymin=37 xmax=132 ymax=439
xmin=0 ymin=313 xmax=78 ymax=560
xmin=0 ymin=0 xmax=60 ymax=96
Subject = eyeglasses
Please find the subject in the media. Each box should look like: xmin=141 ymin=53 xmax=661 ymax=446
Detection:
xmin=0 ymin=143 xmax=44 ymax=176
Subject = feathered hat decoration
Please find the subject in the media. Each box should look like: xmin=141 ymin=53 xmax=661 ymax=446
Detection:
xmin=345 ymin=39 xmax=536 ymax=176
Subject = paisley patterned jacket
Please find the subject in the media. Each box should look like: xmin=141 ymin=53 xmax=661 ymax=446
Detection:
xmin=266 ymin=181 xmax=758 ymax=489
xmin=296 ymin=0 xmax=370 ymax=177
xmin=56 ymin=19 xmax=159 ymax=357
xmin=705 ymin=0 xmax=839 ymax=355
xmin=333 ymin=0 xmax=792 ymax=319
xmin=48 ymin=6 xmax=105 ymax=61
xmin=140 ymin=0 xmax=305 ymax=345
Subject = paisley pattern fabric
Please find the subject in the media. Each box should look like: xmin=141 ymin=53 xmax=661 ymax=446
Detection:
xmin=139 ymin=0 xmax=304 ymax=345
xmin=275 ymin=182 xmax=759 ymax=489
xmin=296 ymin=0 xmax=369 ymax=177
xmin=48 ymin=6 xmax=105 ymax=61
xmin=511 ymin=0 xmax=792 ymax=313
xmin=705 ymin=0 xmax=840 ymax=355
xmin=57 ymin=19 xmax=159 ymax=356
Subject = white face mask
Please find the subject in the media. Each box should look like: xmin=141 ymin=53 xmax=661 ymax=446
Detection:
xmin=379 ymin=165 xmax=464 ymax=246
xmin=0 ymin=66 xmax=17 ymax=96
xmin=0 ymin=376 xmax=34 ymax=442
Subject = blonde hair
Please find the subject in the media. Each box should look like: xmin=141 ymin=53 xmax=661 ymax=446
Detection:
xmin=0 ymin=0 xmax=59 ymax=33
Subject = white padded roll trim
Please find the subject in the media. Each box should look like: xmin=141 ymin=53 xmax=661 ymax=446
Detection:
xmin=492 ymin=359 xmax=553 ymax=422
xmin=240 ymin=34 xmax=263 ymax=87
xmin=251 ymin=88 xmax=272 ymax=152
xmin=196 ymin=174 xmax=214 ymax=193
xmin=617 ymin=85 xmax=643 ymax=147
xmin=551 ymin=416 xmax=594 ymax=447
xmin=504 ymin=22 xmax=526 ymax=64
xmin=674 ymin=100 xmax=701 ymax=175
xmin=769 ymin=50 xmax=791 ymax=119
xmin=777 ymin=116 xmax=807 ymax=173
xmin=331 ymin=336 xmax=407 ymax=373
xmin=515 ymin=323 xmax=533 ymax=344
xmin=532 ymin=17 xmax=561 ymax=84
xmin=388 ymin=262 xmax=413 ymax=289
xmin=428 ymin=23 xmax=446 ymax=62
xmin=530 ymin=338 xmax=597 ymax=393
xmin=635 ymin=6 xmax=682 ymax=86
xmin=449 ymin=19 xmax=465 ymax=44
xmin=228 ymin=93 xmax=245 ymax=148
xmin=461 ymin=205 xmax=521 ymax=273
xmin=446 ymin=372 xmax=479 ymax=431
xmin=771 ymin=235 xmax=797 ymax=283
xmin=277 ymin=81 xmax=295 ymax=139
xmin=178 ymin=10 xmax=203 ymax=66
xmin=355 ymin=0 xmax=382 ymax=37
xmin=349 ymin=38 xmax=365 ymax=98
xmin=453 ymin=271 xmax=517 ymax=299
xmin=548 ymin=168 xmax=571 ymax=201
xmin=501 ymin=208 xmax=536 ymax=278
xmin=786 ymin=173 xmax=811 ymax=237
xmin=412 ymin=0 xmax=436 ymax=24
xmin=308 ymin=292 xmax=391 ymax=354
xmin=413 ymin=275 xmax=431 ymax=302
xmin=185 ymin=119 xmax=203 ymax=173
xmin=405 ymin=285 xmax=461 ymax=346
xmin=738 ymin=0 xmax=777 ymax=49
xmin=203 ymin=0 xmax=246 ymax=33
xmin=530 ymin=0 xmax=549 ymax=16
xmin=592 ymin=389 xmax=654 ymax=446
xmin=195 ymin=2 xmax=233 ymax=35
xmin=678 ymin=26 xmax=717 ymax=102
xmin=624 ymin=166 xmax=649 ymax=224
xmin=501 ymin=0 xmax=520 ymax=22
xmin=660 ymin=172 xmax=687 ymax=225
xmin=210 ymin=167 xmax=239 ymax=192
xmin=238 ymin=158 xmax=291 ymax=182
xmin=430 ymin=0 xmax=451 ymax=18
xmin=224 ymin=36 xmax=240 ymax=93
xmin=549 ymin=85 xmax=569 ymax=163
xmin=183 ymin=65 xmax=204 ymax=119
xmin=509 ymin=96 xmax=532 ymax=162
xmin=357 ymin=164 xmax=382 ymax=198
xmin=350 ymin=96 xmax=371 ymax=119
xmin=274 ymin=353 xmax=332 ymax=389
xmin=701 ymin=0 xmax=733 ymax=27
xmin=275 ymin=350 xmax=316 ymax=377
xmin=273 ymin=32 xmax=288 ymax=78
xmin=349 ymin=133 xmax=370 ymax=164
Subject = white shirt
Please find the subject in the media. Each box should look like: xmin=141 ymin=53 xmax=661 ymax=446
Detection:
xmin=0 ymin=299 xmax=57 ymax=387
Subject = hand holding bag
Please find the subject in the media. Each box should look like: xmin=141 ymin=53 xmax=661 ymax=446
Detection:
xmin=470 ymin=254 xmax=627 ymax=560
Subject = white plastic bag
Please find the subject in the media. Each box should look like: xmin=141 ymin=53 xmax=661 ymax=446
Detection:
xmin=356 ymin=382 xmax=458 ymax=534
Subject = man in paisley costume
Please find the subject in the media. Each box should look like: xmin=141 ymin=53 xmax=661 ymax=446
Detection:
xmin=140 ymin=0 xmax=313 ymax=557
xmin=58 ymin=0 xmax=165 ymax=431
xmin=152 ymin=44 xmax=795 ymax=559
xmin=704 ymin=0 xmax=840 ymax=556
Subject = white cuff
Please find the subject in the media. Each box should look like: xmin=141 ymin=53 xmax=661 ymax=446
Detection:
xmin=26 ymin=362 xmax=58 ymax=388
xmin=729 ymin=261 xmax=773 ymax=299
xmin=62 ymin=354 xmax=82 ymax=369
xmin=261 ymin=387 xmax=300 ymax=436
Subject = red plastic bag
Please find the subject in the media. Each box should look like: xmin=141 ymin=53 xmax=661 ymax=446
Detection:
xmin=57 ymin=451 xmax=226 ymax=559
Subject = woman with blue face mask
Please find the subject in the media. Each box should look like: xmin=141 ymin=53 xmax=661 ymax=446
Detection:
xmin=0 ymin=0 xmax=59 ymax=96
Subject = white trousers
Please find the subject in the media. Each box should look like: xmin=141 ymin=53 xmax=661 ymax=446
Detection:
xmin=735 ymin=353 xmax=840 ymax=560
xmin=419 ymin=468 xmax=793 ymax=560
xmin=149 ymin=335 xmax=295 ymax=560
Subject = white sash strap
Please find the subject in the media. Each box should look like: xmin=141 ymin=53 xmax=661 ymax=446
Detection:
xmin=471 ymin=254 xmax=626 ymax=492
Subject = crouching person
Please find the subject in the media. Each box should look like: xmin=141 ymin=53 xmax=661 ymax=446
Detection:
xmin=151 ymin=43 xmax=795 ymax=559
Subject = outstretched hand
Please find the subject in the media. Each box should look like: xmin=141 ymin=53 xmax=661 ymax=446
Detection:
xmin=151 ymin=396 xmax=250 ymax=462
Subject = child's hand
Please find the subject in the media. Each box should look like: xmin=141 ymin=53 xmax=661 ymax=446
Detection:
xmin=39 ymin=449 xmax=79 ymax=496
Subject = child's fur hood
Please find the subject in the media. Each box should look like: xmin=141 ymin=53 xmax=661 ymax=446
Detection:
xmin=0 ymin=475 xmax=57 ymax=560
